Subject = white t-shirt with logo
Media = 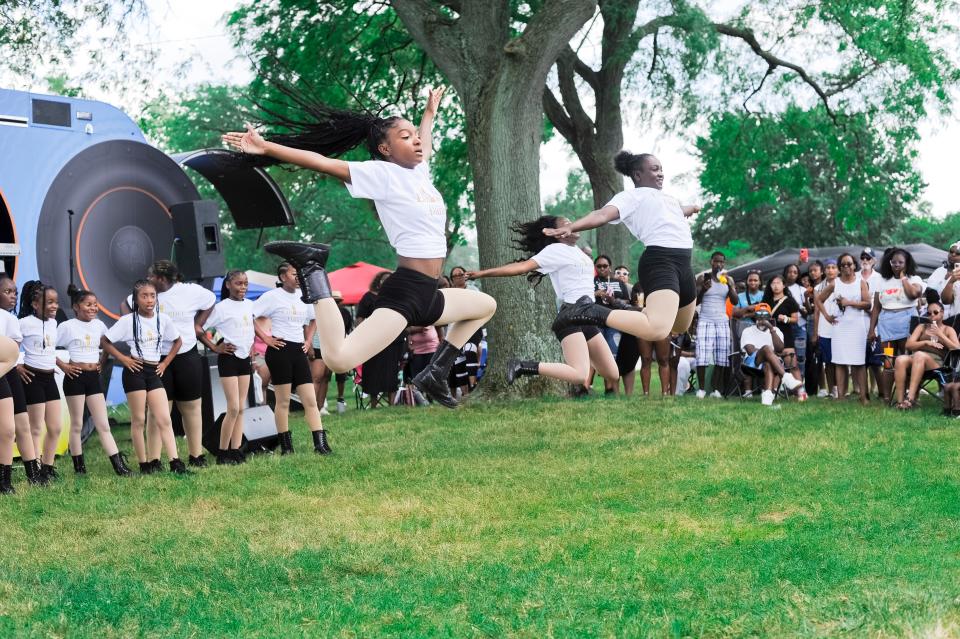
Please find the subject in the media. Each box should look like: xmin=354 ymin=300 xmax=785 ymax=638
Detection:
xmin=345 ymin=160 xmax=447 ymax=259
xmin=106 ymin=312 xmax=181 ymax=363
xmin=605 ymin=187 xmax=693 ymax=249
xmin=877 ymin=275 xmax=923 ymax=311
xmin=19 ymin=316 xmax=58 ymax=369
xmin=203 ymin=298 xmax=256 ymax=359
xmin=57 ymin=318 xmax=108 ymax=364
xmin=0 ymin=309 xmax=21 ymax=342
xmin=531 ymin=243 xmax=595 ymax=304
xmin=252 ymin=288 xmax=315 ymax=343
xmin=126 ymin=282 xmax=216 ymax=354
xmin=787 ymin=283 xmax=807 ymax=329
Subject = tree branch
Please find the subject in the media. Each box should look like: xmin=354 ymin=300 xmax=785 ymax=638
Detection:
xmin=391 ymin=0 xmax=465 ymax=89
xmin=542 ymin=87 xmax=575 ymax=141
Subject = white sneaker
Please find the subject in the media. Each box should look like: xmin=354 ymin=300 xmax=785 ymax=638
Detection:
xmin=817 ymin=389 xmax=829 ymax=398
xmin=742 ymin=390 xmax=753 ymax=398
xmin=782 ymin=375 xmax=802 ymax=392
xmin=761 ymin=390 xmax=775 ymax=406
xmin=336 ymin=399 xmax=346 ymax=414
xmin=710 ymin=390 xmax=723 ymax=399
xmin=696 ymin=390 xmax=706 ymax=399
xmin=320 ymin=405 xmax=330 ymax=416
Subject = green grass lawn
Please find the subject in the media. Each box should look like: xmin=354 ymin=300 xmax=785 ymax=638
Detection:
xmin=2 ymin=394 xmax=959 ymax=638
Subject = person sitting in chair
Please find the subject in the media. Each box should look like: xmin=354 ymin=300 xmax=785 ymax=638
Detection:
xmin=893 ymin=294 xmax=960 ymax=410
xmin=740 ymin=303 xmax=807 ymax=406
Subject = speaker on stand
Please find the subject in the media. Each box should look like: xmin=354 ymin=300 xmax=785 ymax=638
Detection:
xmin=170 ymin=200 xmax=226 ymax=282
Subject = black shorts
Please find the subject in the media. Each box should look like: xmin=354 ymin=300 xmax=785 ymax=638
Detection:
xmin=553 ymin=323 xmax=602 ymax=343
xmin=638 ymin=246 xmax=696 ymax=307
xmin=161 ymin=347 xmax=203 ymax=402
xmin=23 ymin=369 xmax=60 ymax=405
xmin=62 ymin=370 xmax=103 ymax=397
xmin=4 ymin=368 xmax=26 ymax=415
xmin=0 ymin=376 xmax=11 ymax=401
xmin=373 ymin=267 xmax=445 ymax=326
xmin=218 ymin=353 xmax=252 ymax=378
xmin=265 ymin=341 xmax=312 ymax=387
xmin=122 ymin=363 xmax=165 ymax=393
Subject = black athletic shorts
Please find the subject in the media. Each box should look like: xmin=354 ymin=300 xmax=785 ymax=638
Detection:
xmin=217 ymin=352 xmax=252 ymax=378
xmin=637 ymin=246 xmax=696 ymax=307
xmin=122 ymin=363 xmax=165 ymax=394
xmin=161 ymin=346 xmax=203 ymax=402
xmin=373 ymin=267 xmax=445 ymax=326
xmin=553 ymin=323 xmax=602 ymax=343
xmin=265 ymin=341 xmax=312 ymax=387
xmin=0 ymin=375 xmax=11 ymax=402
xmin=23 ymin=369 xmax=60 ymax=405
xmin=4 ymin=368 xmax=26 ymax=415
xmin=62 ymin=369 xmax=103 ymax=397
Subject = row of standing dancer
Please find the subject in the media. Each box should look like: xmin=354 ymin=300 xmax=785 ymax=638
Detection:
xmin=0 ymin=258 xmax=338 ymax=492
xmin=221 ymin=86 xmax=701 ymax=412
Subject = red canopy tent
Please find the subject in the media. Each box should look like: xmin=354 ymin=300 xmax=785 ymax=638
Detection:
xmin=327 ymin=262 xmax=391 ymax=305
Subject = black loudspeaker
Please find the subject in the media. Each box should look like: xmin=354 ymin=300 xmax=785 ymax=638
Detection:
xmin=170 ymin=200 xmax=225 ymax=281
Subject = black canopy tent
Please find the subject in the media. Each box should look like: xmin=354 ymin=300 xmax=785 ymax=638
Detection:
xmin=726 ymin=244 xmax=947 ymax=283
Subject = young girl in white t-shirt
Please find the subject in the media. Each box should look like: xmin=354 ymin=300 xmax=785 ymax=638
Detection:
xmin=17 ymin=281 xmax=63 ymax=481
xmin=466 ymin=215 xmax=619 ymax=389
xmin=223 ymin=87 xmax=497 ymax=409
xmin=200 ymin=271 xmax=256 ymax=464
xmin=101 ymin=280 xmax=188 ymax=475
xmin=57 ymin=290 xmax=132 ymax=476
xmin=544 ymin=152 xmax=701 ymax=342
xmin=0 ymin=277 xmax=20 ymax=493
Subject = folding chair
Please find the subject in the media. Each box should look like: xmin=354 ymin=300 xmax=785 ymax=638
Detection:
xmin=916 ymin=349 xmax=960 ymax=405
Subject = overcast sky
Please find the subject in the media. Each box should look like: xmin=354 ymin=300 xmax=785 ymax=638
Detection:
xmin=15 ymin=0 xmax=957 ymax=219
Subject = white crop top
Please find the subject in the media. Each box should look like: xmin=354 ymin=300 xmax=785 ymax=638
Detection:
xmin=56 ymin=318 xmax=108 ymax=364
xmin=531 ymin=243 xmax=595 ymax=304
xmin=607 ymin=187 xmax=693 ymax=249
xmin=345 ymin=160 xmax=447 ymax=259
xmin=19 ymin=316 xmax=58 ymax=369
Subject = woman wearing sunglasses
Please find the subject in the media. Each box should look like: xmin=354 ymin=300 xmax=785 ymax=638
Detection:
xmin=893 ymin=293 xmax=960 ymax=409
xmin=817 ymin=253 xmax=870 ymax=403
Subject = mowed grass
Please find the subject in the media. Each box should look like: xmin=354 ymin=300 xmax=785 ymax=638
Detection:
xmin=2 ymin=395 xmax=960 ymax=638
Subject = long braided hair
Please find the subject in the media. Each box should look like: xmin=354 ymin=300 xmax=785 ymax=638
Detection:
xmin=130 ymin=279 xmax=161 ymax=360
xmin=19 ymin=280 xmax=56 ymax=355
xmin=510 ymin=215 xmax=560 ymax=287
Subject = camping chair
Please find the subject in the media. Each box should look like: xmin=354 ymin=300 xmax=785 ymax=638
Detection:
xmin=916 ymin=349 xmax=960 ymax=405
xmin=725 ymin=350 xmax=787 ymax=401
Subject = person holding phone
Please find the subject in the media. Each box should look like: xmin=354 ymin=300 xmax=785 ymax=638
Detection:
xmin=924 ymin=241 xmax=960 ymax=329
xmin=739 ymin=304 xmax=806 ymax=406
xmin=893 ymin=293 xmax=960 ymax=409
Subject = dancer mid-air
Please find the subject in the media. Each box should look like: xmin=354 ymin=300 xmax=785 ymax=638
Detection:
xmin=466 ymin=216 xmax=618 ymax=389
xmin=223 ymin=87 xmax=496 ymax=407
xmin=544 ymin=152 xmax=700 ymax=341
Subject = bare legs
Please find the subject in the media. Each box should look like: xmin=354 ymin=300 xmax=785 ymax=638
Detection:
xmin=66 ymin=393 xmax=119 ymax=457
xmin=537 ymin=333 xmax=618 ymax=386
xmin=219 ymin=374 xmax=250 ymax=452
xmin=638 ymin=338 xmax=672 ymax=395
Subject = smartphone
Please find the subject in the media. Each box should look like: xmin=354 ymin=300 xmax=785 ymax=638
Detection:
xmin=799 ymin=248 xmax=809 ymax=263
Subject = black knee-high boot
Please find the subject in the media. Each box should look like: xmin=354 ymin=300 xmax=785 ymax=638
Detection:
xmin=506 ymin=359 xmax=540 ymax=385
xmin=264 ymin=241 xmax=332 ymax=304
xmin=0 ymin=464 xmax=14 ymax=494
xmin=412 ymin=341 xmax=461 ymax=408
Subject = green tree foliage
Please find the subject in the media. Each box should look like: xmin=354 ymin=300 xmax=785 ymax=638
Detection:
xmin=693 ymin=106 xmax=925 ymax=254
xmin=891 ymin=211 xmax=960 ymax=250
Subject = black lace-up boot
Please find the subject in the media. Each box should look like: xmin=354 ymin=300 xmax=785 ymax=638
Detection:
xmin=72 ymin=454 xmax=87 ymax=475
xmin=551 ymin=295 xmax=612 ymax=334
xmin=312 ymin=429 xmax=332 ymax=454
xmin=109 ymin=452 xmax=132 ymax=476
xmin=506 ymin=359 xmax=540 ymax=385
xmin=264 ymin=241 xmax=332 ymax=303
xmin=411 ymin=340 xmax=461 ymax=408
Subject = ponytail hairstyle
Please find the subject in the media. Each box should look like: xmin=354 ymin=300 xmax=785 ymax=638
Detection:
xmin=130 ymin=279 xmax=161 ymax=360
xmin=276 ymin=262 xmax=293 ymax=287
xmin=221 ymin=270 xmax=245 ymax=301
xmin=613 ymin=150 xmax=656 ymax=177
xmin=510 ymin=215 xmax=560 ymax=287
xmin=70 ymin=288 xmax=96 ymax=310
xmin=249 ymin=82 xmax=404 ymax=162
xmin=148 ymin=260 xmax=180 ymax=287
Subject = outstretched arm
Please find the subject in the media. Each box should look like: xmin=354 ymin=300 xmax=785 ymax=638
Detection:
xmin=467 ymin=259 xmax=540 ymax=280
xmin=222 ymin=124 xmax=351 ymax=183
xmin=681 ymin=204 xmax=701 ymax=218
xmin=419 ymin=86 xmax=446 ymax=164
xmin=543 ymin=205 xmax=620 ymax=238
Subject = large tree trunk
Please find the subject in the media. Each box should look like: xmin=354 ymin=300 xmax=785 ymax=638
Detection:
xmin=393 ymin=0 xmax=597 ymax=392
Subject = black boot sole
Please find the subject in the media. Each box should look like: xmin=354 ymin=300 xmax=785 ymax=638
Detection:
xmin=264 ymin=241 xmax=331 ymax=270
xmin=411 ymin=375 xmax=459 ymax=409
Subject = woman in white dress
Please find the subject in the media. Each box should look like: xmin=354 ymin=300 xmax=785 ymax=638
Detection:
xmin=817 ymin=253 xmax=870 ymax=404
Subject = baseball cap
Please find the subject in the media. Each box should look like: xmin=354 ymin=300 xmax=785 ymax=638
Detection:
xmin=753 ymin=303 xmax=772 ymax=319
xmin=860 ymin=247 xmax=875 ymax=259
